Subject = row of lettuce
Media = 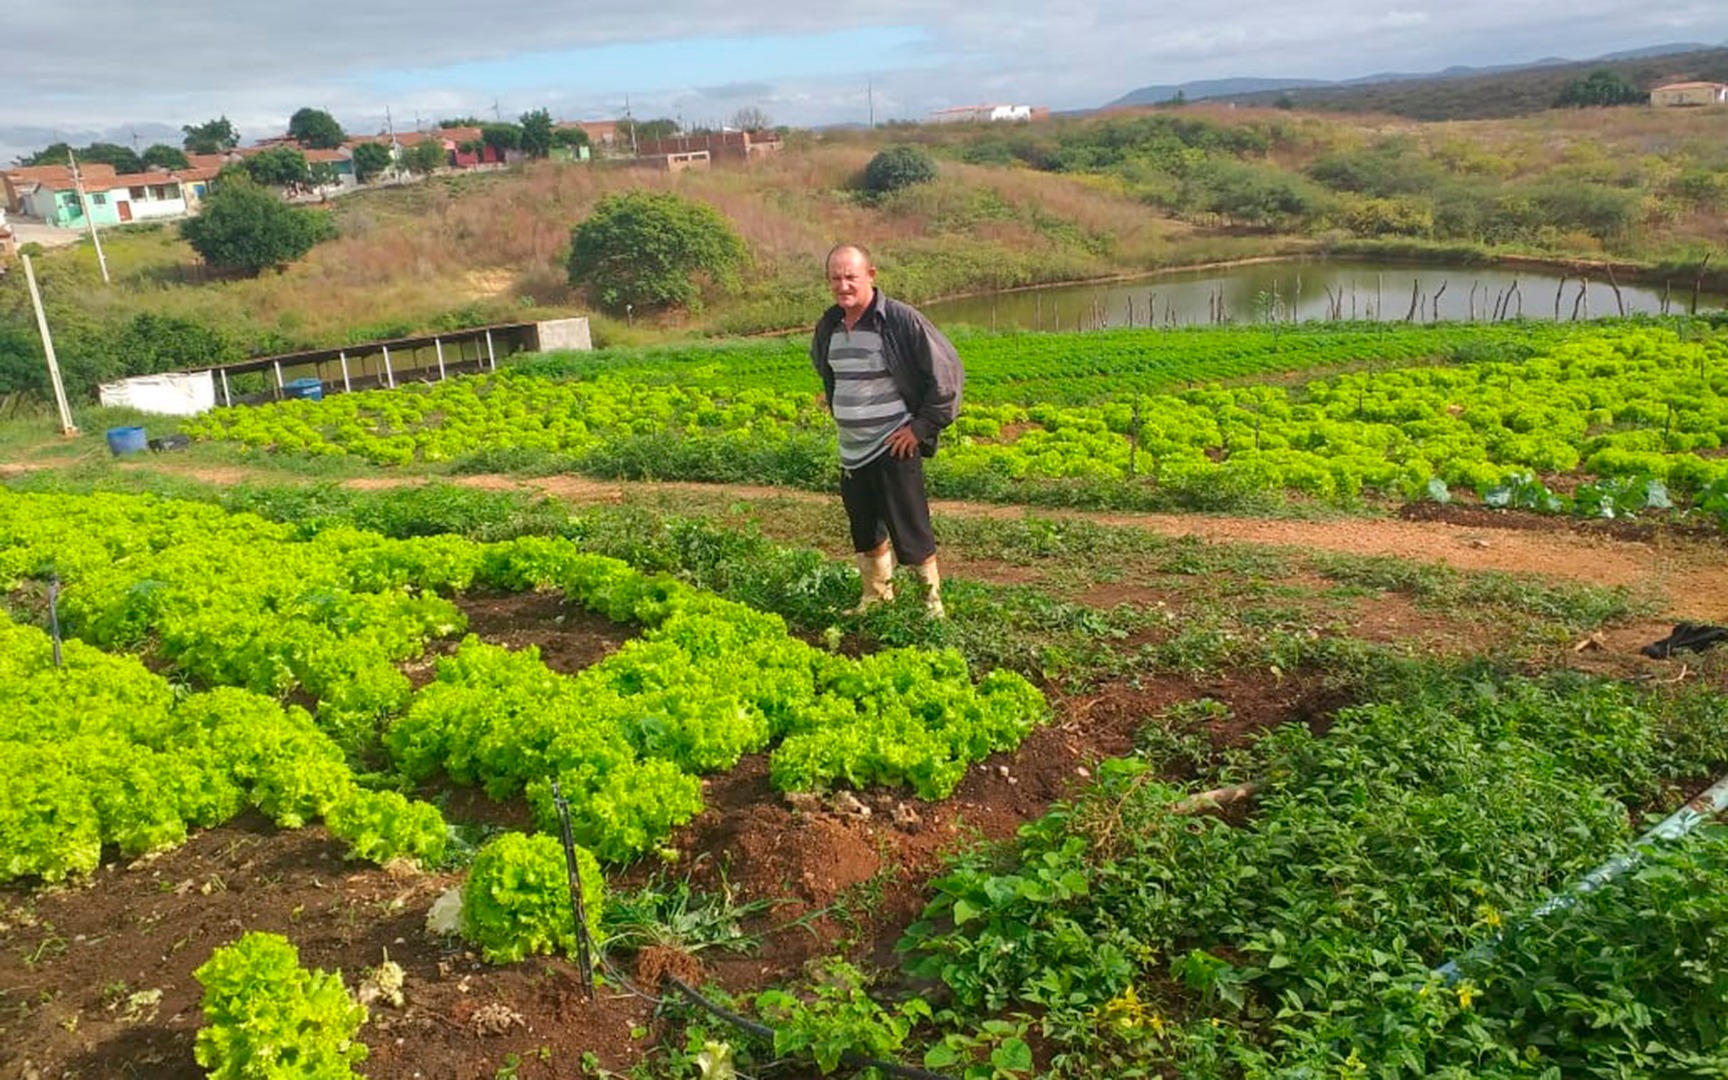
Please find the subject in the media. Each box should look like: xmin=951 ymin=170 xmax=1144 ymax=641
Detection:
xmin=0 ymin=490 xmax=1044 ymax=884
xmin=184 ymin=324 xmax=1728 ymax=516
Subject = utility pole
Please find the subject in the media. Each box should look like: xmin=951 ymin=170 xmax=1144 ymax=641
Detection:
xmin=21 ymin=254 xmax=78 ymax=436
xmin=492 ymin=98 xmax=502 ymax=122
xmin=868 ymin=79 xmax=875 ymax=128
xmin=67 ymin=149 xmax=110 ymax=285
xmin=625 ymin=95 xmax=638 ymax=156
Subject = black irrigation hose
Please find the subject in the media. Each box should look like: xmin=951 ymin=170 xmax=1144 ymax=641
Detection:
xmin=548 ymin=777 xmax=957 ymax=1080
xmin=662 ymin=973 xmax=958 ymax=1080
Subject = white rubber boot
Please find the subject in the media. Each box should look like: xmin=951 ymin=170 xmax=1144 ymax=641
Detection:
xmin=914 ymin=559 xmax=945 ymax=619
xmin=849 ymin=550 xmax=896 ymax=614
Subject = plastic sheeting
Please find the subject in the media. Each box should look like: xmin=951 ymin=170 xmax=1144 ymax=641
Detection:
xmin=97 ymin=370 xmax=216 ymax=416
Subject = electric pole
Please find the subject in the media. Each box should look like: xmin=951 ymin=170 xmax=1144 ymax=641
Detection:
xmin=868 ymin=79 xmax=875 ymax=129
xmin=66 ymin=149 xmax=110 ymax=285
xmin=21 ymin=254 xmax=78 ymax=436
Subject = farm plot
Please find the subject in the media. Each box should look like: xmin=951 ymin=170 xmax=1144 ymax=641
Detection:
xmin=3 ymin=475 xmax=1724 ymax=1078
xmin=182 ymin=323 xmax=1728 ymax=517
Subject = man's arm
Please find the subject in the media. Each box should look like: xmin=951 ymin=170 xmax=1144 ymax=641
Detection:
xmin=904 ymin=309 xmax=963 ymax=443
xmin=809 ymin=313 xmax=837 ymax=409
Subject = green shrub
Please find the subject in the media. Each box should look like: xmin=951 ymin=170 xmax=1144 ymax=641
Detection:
xmin=862 ymin=145 xmax=939 ymax=196
xmin=193 ymin=931 xmax=368 ymax=1078
xmin=567 ymin=189 xmax=748 ymax=314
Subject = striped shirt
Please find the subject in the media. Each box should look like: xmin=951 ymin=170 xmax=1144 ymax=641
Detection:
xmin=826 ymin=325 xmax=911 ymax=468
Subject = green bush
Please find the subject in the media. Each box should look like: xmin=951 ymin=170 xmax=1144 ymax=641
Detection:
xmin=567 ymin=189 xmax=748 ymax=314
xmin=193 ymin=931 xmax=368 ymax=1078
xmin=181 ymin=177 xmax=336 ymax=275
xmin=862 ymin=145 xmax=939 ymax=196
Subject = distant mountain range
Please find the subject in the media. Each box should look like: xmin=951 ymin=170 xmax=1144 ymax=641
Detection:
xmin=1104 ymin=41 xmax=1719 ymax=108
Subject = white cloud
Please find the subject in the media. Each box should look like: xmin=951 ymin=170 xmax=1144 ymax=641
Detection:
xmin=5 ymin=1 xmax=1724 ymax=162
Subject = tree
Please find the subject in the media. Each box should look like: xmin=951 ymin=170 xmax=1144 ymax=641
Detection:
xmin=288 ymin=107 xmax=346 ymax=149
xmin=26 ymin=141 xmax=143 ymax=173
xmin=519 ymin=109 xmax=554 ymax=158
xmin=862 ymin=145 xmax=938 ymax=196
xmin=551 ymin=128 xmax=589 ymax=151
xmin=351 ymin=142 xmax=394 ymax=182
xmin=242 ymin=146 xmax=311 ymax=188
xmin=620 ymin=117 xmax=679 ymax=143
xmin=729 ymin=107 xmax=772 ymax=132
xmin=19 ymin=142 xmax=72 ymax=167
xmin=480 ymin=123 xmax=522 ymax=158
xmin=181 ymin=176 xmax=335 ymax=275
xmin=141 ymin=144 xmax=190 ymax=170
xmin=114 ymin=313 xmax=240 ymax=377
xmin=78 ymin=142 xmax=144 ymax=174
xmin=567 ymin=189 xmax=748 ymax=313
xmin=183 ymin=116 xmax=240 ymax=154
xmin=401 ymin=139 xmax=449 ymax=175
xmin=438 ymin=116 xmax=484 ymax=128
xmin=1556 ymin=69 xmax=1642 ymax=108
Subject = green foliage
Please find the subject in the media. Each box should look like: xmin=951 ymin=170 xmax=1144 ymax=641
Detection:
xmin=193 ymin=931 xmax=368 ymax=1078
xmin=399 ymin=139 xmax=449 ymax=176
xmin=25 ymin=142 xmax=142 ymax=174
xmin=114 ymin=312 xmax=242 ymax=377
xmin=183 ymin=116 xmax=241 ymax=154
xmin=140 ymin=143 xmax=190 ymax=170
xmin=461 ymin=831 xmax=602 ymax=964
xmin=518 ymin=109 xmax=554 ymax=158
xmin=902 ymin=667 xmax=1724 ymax=1074
xmin=240 ymin=146 xmax=311 ymax=188
xmin=1556 ymin=69 xmax=1644 ymax=107
xmin=288 ymin=107 xmax=347 ymax=150
xmin=566 ymin=189 xmax=748 ymax=313
xmin=480 ymin=123 xmax=522 ymax=155
xmin=0 ymin=318 xmax=45 ymax=396
xmin=624 ymin=117 xmax=680 ymax=142
xmin=863 ymin=144 xmax=939 ymax=196
xmin=756 ymin=959 xmax=932 ymax=1074
xmin=181 ymin=176 xmax=335 ymax=275
xmin=350 ymin=142 xmax=393 ymax=183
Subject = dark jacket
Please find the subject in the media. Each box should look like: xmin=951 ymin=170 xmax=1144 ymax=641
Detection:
xmin=810 ymin=289 xmax=964 ymax=456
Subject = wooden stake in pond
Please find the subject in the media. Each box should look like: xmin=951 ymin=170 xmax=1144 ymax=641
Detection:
xmin=1405 ymin=278 xmax=1420 ymax=323
xmin=1693 ymin=253 xmax=1712 ymax=316
xmin=1554 ymin=276 xmax=1566 ymax=321
xmin=1661 ymin=279 xmax=1672 ymax=316
xmin=1468 ymin=281 xmax=1479 ymax=322
xmin=1605 ymin=264 xmax=1625 ymax=317
xmin=1571 ymin=280 xmax=1588 ymax=321
xmin=1432 ymin=281 xmax=1447 ymax=322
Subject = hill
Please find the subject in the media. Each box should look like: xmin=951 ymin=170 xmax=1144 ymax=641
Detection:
xmin=1106 ymin=42 xmax=1724 ymax=116
xmin=1223 ymin=46 xmax=1728 ymax=120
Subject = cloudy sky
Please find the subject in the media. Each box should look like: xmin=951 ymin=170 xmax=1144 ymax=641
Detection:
xmin=7 ymin=1 xmax=1724 ymax=164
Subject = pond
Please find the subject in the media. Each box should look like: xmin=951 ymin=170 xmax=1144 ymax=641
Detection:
xmin=923 ymin=258 xmax=1727 ymax=331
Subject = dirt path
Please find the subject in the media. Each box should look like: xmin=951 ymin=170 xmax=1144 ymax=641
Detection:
xmin=109 ymin=463 xmax=1728 ymax=621
xmin=431 ymin=473 xmax=1728 ymax=622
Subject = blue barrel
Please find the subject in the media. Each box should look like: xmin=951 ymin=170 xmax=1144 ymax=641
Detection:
xmin=105 ymin=426 xmax=148 ymax=455
xmin=284 ymin=377 xmax=324 ymax=401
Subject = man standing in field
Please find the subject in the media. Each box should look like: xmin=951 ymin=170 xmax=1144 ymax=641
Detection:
xmin=811 ymin=244 xmax=963 ymax=618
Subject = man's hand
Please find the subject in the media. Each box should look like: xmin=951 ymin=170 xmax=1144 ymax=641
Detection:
xmin=885 ymin=424 xmax=919 ymax=459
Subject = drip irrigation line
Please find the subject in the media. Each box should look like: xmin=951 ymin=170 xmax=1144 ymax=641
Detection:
xmin=1436 ymin=769 xmax=1728 ymax=984
xmin=547 ymin=777 xmax=957 ymax=1080
xmin=47 ymin=574 xmax=63 ymax=669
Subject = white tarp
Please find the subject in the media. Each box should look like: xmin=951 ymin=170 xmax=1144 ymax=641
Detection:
xmin=97 ymin=370 xmax=217 ymax=416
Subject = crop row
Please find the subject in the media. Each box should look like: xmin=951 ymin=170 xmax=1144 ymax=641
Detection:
xmin=0 ymin=611 xmax=447 ymax=883
xmin=0 ymin=491 xmax=1046 ymax=865
xmin=522 ymin=321 xmax=1588 ymax=405
xmin=905 ymin=671 xmax=1728 ymax=1076
xmin=187 ymin=326 xmax=1728 ymax=512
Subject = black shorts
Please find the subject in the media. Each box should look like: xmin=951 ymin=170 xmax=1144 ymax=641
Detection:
xmin=839 ymin=451 xmax=937 ymax=565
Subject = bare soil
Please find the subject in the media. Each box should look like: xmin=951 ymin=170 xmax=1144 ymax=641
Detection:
xmin=0 ymin=590 xmax=1341 ymax=1080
